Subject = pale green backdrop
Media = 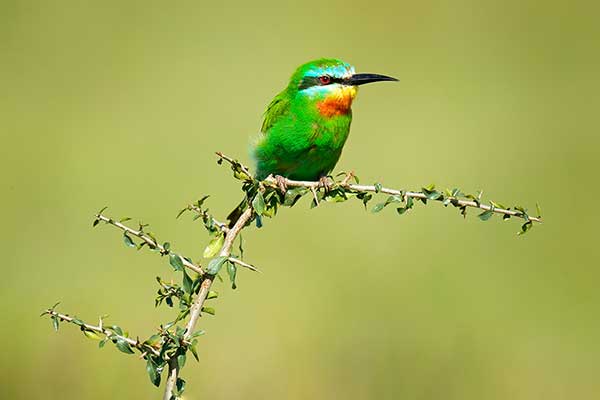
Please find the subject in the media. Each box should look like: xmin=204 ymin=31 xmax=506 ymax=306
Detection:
xmin=2 ymin=1 xmax=599 ymax=399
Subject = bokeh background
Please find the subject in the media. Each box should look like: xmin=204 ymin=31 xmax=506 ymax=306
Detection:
xmin=2 ymin=1 xmax=599 ymax=399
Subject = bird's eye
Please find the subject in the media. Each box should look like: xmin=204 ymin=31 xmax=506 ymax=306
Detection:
xmin=319 ymin=75 xmax=331 ymax=85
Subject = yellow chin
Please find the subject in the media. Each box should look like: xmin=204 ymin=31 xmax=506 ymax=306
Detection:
xmin=339 ymin=85 xmax=357 ymax=101
xmin=329 ymin=85 xmax=357 ymax=105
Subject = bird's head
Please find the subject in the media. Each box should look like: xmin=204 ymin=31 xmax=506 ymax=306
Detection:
xmin=288 ymin=58 xmax=397 ymax=117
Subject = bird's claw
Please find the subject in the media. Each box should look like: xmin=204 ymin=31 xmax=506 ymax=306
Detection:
xmin=317 ymin=176 xmax=333 ymax=193
xmin=274 ymin=175 xmax=288 ymax=194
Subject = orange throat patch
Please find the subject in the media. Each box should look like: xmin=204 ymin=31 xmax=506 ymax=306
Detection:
xmin=316 ymin=87 xmax=357 ymax=117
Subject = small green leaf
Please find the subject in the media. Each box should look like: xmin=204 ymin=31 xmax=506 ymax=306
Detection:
xmin=203 ymin=233 xmax=224 ymax=258
xmin=371 ymin=203 xmax=386 ymax=213
xmin=176 ymin=378 xmax=186 ymax=394
xmin=426 ymin=191 xmax=442 ymax=200
xmin=478 ymin=209 xmax=494 ymax=221
xmin=189 ymin=341 xmax=200 ymax=361
xmin=536 ymin=203 xmax=542 ymax=218
xmin=119 ymin=217 xmax=132 ymax=223
xmin=197 ymin=194 xmax=210 ymax=207
xmin=227 ymin=262 xmax=237 ymax=290
xmin=92 ymin=219 xmax=100 ymax=227
xmin=111 ymin=325 xmax=124 ymax=336
xmin=71 ymin=318 xmax=84 ymax=326
xmin=146 ymin=360 xmax=161 ymax=387
xmin=201 ymin=306 xmax=215 ymax=315
xmin=386 ymin=195 xmax=404 ymax=204
xmin=51 ymin=316 xmax=59 ymax=332
xmin=252 ymin=191 xmax=266 ymax=215
xmin=490 ymin=200 xmax=507 ymax=209
xmin=206 ymin=256 xmax=227 ymax=275
xmin=82 ymin=329 xmax=102 ymax=340
xmin=182 ymin=271 xmax=193 ymax=294
xmin=190 ymin=330 xmax=205 ymax=338
xmin=358 ymin=193 xmax=373 ymax=209
xmin=123 ymin=233 xmax=136 ymax=248
xmin=144 ymin=334 xmax=161 ymax=346
xmin=163 ymin=242 xmax=171 ymax=251
xmin=177 ymin=352 xmax=187 ymax=369
xmin=115 ymin=339 xmax=135 ymax=354
xmin=206 ymin=291 xmax=218 ymax=300
xmin=176 ymin=208 xmax=188 ymax=219
xmin=99 ymin=338 xmax=107 ymax=348
xmin=169 ymin=254 xmax=184 ymax=271
xmin=374 ymin=182 xmax=382 ymax=193
xmin=518 ymin=220 xmax=533 ymax=235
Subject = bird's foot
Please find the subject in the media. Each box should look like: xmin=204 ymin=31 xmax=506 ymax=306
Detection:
xmin=274 ymin=175 xmax=288 ymax=194
xmin=340 ymin=171 xmax=355 ymax=186
xmin=317 ymin=176 xmax=333 ymax=193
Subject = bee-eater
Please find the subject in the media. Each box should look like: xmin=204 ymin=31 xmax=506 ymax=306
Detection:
xmin=228 ymin=58 xmax=397 ymax=226
xmin=252 ymin=58 xmax=397 ymax=181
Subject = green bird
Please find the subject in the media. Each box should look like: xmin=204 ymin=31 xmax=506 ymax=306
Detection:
xmin=228 ymin=58 xmax=397 ymax=225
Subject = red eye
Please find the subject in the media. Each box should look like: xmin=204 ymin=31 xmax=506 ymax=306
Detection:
xmin=319 ymin=75 xmax=331 ymax=85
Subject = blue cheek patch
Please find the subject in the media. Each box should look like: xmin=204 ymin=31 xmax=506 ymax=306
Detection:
xmin=302 ymin=85 xmax=338 ymax=98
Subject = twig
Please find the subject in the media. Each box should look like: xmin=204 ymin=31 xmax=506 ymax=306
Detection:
xmin=215 ymin=151 xmax=252 ymax=178
xmin=228 ymin=256 xmax=260 ymax=272
xmin=95 ymin=214 xmax=205 ymax=274
xmin=44 ymin=309 xmax=160 ymax=356
xmin=187 ymin=204 xmax=230 ymax=234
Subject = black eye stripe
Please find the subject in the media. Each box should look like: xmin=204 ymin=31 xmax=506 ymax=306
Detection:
xmin=298 ymin=76 xmax=345 ymax=90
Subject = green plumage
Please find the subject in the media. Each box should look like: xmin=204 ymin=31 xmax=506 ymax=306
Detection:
xmin=252 ymin=58 xmax=354 ymax=181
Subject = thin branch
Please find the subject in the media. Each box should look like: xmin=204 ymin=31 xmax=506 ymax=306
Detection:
xmin=215 ymin=151 xmax=252 ymax=178
xmin=163 ymin=207 xmax=254 ymax=400
xmin=44 ymin=309 xmax=160 ymax=356
xmin=95 ymin=214 xmax=205 ymax=275
xmin=265 ymin=177 xmax=543 ymax=223
xmin=216 ymin=152 xmax=541 ymax=224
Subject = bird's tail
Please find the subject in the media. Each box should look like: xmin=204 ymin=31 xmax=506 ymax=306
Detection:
xmin=227 ymin=196 xmax=265 ymax=228
xmin=226 ymin=198 xmax=247 ymax=228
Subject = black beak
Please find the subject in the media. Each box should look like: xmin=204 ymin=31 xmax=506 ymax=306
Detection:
xmin=345 ymin=73 xmax=398 ymax=86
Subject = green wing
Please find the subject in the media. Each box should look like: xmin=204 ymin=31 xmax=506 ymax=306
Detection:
xmin=260 ymin=91 xmax=290 ymax=133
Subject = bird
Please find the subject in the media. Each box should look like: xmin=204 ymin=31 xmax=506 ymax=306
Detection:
xmin=227 ymin=58 xmax=397 ymax=226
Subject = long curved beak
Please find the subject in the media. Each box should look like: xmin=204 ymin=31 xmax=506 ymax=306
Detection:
xmin=345 ymin=73 xmax=398 ymax=86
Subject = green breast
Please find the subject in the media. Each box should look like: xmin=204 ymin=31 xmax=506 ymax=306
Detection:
xmin=252 ymin=103 xmax=352 ymax=180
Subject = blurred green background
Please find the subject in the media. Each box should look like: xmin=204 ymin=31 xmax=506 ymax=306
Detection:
xmin=2 ymin=1 xmax=599 ymax=399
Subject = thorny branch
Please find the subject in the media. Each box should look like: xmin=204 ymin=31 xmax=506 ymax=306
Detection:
xmin=43 ymin=308 xmax=160 ymax=357
xmin=163 ymin=207 xmax=254 ymax=398
xmin=269 ymin=177 xmax=543 ymax=223
xmin=94 ymin=213 xmax=205 ymax=275
xmin=216 ymin=151 xmax=542 ymax=229
xmin=43 ymin=151 xmax=542 ymax=399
